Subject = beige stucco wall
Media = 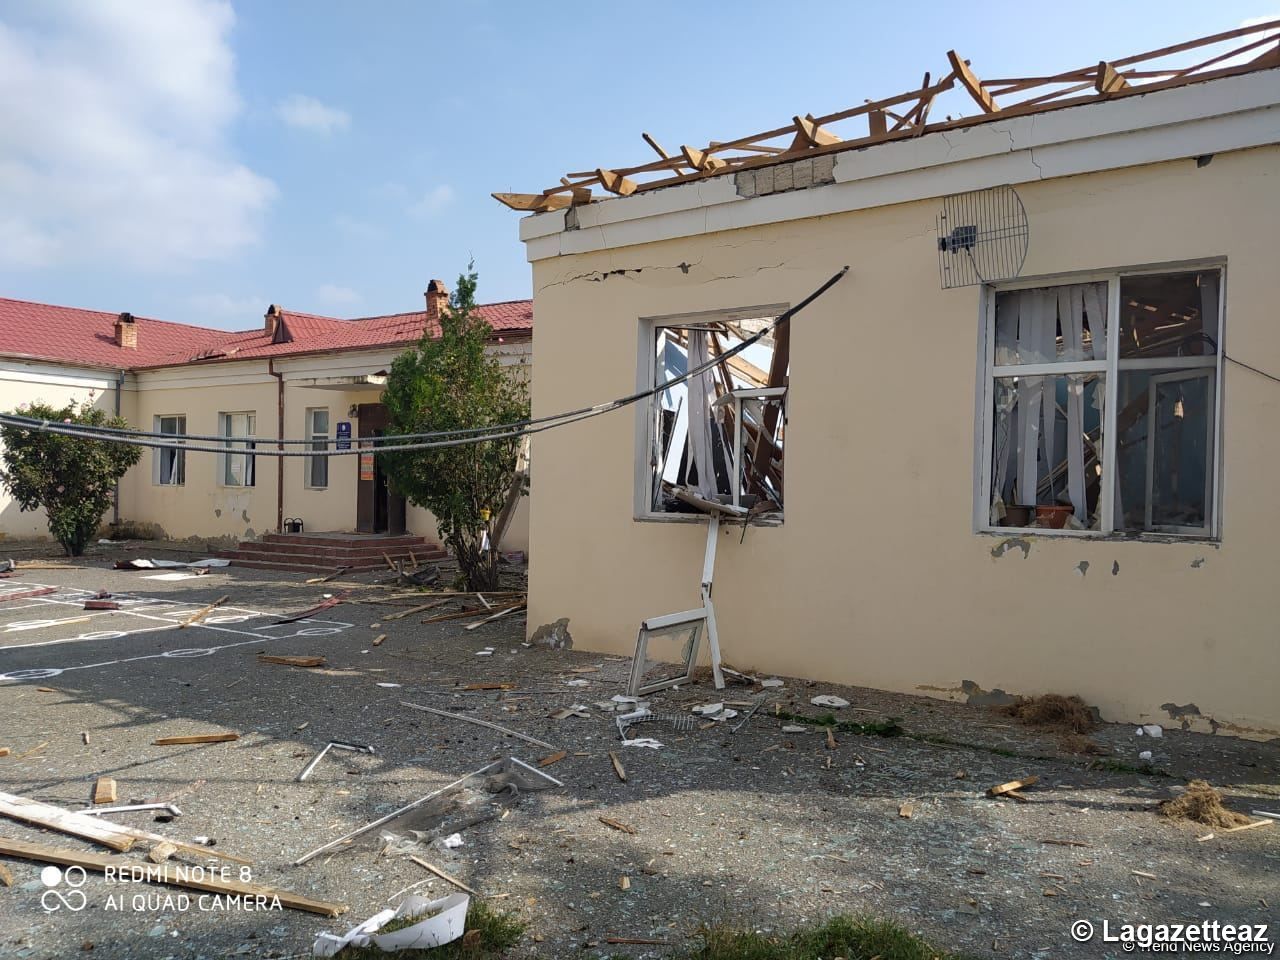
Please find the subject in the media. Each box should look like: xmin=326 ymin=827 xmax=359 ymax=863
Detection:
xmin=0 ymin=361 xmax=127 ymax=540
xmin=525 ymin=145 xmax=1280 ymax=737
xmin=118 ymin=342 xmax=531 ymax=550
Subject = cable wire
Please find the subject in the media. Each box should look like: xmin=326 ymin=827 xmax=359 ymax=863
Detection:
xmin=0 ymin=267 xmax=850 ymax=457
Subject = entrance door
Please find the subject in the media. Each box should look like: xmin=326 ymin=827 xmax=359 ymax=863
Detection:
xmin=356 ymin=403 xmax=407 ymax=535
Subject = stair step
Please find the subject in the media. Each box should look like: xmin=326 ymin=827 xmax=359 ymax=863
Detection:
xmin=219 ymin=544 xmax=444 ymax=561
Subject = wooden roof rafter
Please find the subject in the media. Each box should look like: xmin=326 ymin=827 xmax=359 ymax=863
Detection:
xmin=494 ymin=20 xmax=1280 ymax=211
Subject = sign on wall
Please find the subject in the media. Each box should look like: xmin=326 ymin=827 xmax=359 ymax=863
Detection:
xmin=336 ymin=421 xmax=352 ymax=451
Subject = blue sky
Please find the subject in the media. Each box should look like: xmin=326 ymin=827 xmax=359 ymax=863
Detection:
xmin=0 ymin=1 xmax=1274 ymax=329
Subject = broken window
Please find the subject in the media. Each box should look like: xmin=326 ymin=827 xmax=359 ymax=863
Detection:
xmin=153 ymin=415 xmax=186 ymax=486
xmin=306 ymin=407 xmax=329 ymax=489
xmin=647 ymin=313 xmax=787 ymax=517
xmin=218 ymin=412 xmax=257 ymax=488
xmin=983 ymin=268 xmax=1222 ymax=537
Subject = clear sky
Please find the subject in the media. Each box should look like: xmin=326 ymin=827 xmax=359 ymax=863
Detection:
xmin=0 ymin=1 xmax=1274 ymax=329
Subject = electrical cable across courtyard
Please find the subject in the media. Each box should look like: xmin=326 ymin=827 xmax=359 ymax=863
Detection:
xmin=0 ymin=267 xmax=850 ymax=457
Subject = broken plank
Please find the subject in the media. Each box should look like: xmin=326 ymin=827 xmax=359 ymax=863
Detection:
xmin=148 ymin=842 xmax=177 ymax=864
xmin=152 ymin=733 xmax=239 ymax=746
xmin=422 ymin=601 xmax=524 ymax=625
xmin=398 ymin=701 xmax=557 ymax=750
xmin=598 ymin=816 xmax=637 ymax=835
xmin=595 ymin=169 xmax=638 ymax=196
xmin=948 ymin=51 xmax=1001 ymax=112
xmin=609 ymin=751 xmax=627 ymax=783
xmin=0 ymin=748 xmax=8 ymax=757
xmin=898 ymin=801 xmax=915 ymax=819
xmin=537 ymin=751 xmax=567 ymax=768
xmin=92 ymin=778 xmax=117 ymax=805
xmin=0 ymin=836 xmax=341 ymax=916
xmin=408 ymin=855 xmax=479 ymax=897
xmin=462 ymin=682 xmax=517 ymax=691
xmin=491 ymin=191 xmax=573 ymax=212
xmin=383 ymin=601 xmax=448 ymax=621
xmin=273 ymin=595 xmax=342 ymax=625
xmin=0 ymin=792 xmax=135 ymax=852
xmin=0 ymin=587 xmax=57 ymax=603
xmin=0 ymin=862 xmax=11 ymax=886
xmin=1095 ymin=60 xmax=1130 ymax=94
xmin=257 ymin=655 xmax=326 ymax=668
xmin=463 ymin=604 xmax=527 ymax=631
xmin=988 ymin=775 xmax=1038 ymax=797
xmin=179 ymin=595 xmax=229 ymax=628
xmin=371 ymin=634 xmax=386 ymax=647
xmin=1220 ymin=819 xmax=1273 ymax=834
xmin=791 ymin=114 xmax=841 ymax=147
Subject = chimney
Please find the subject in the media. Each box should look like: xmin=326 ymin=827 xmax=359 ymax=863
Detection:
xmin=115 ymin=312 xmax=137 ymax=349
xmin=424 ymin=279 xmax=449 ymax=325
xmin=264 ymin=304 xmax=282 ymax=339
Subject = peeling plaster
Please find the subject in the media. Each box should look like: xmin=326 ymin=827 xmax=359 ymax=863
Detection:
xmin=1112 ymin=560 xmax=1120 ymax=576
xmin=959 ymin=679 xmax=1018 ymax=708
xmin=1190 ymin=557 xmax=1206 ymax=568
xmin=1075 ymin=560 xmax=1090 ymax=577
xmin=990 ymin=537 xmax=1031 ymax=559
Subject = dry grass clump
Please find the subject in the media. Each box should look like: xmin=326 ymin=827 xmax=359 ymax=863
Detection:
xmin=999 ymin=694 xmax=1096 ymax=734
xmin=1158 ymin=779 xmax=1252 ymax=828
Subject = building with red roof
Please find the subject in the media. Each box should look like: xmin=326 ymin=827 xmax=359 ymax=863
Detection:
xmin=0 ymin=281 xmax=532 ymax=549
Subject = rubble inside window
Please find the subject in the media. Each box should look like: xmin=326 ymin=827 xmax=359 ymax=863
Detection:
xmin=649 ymin=315 xmax=787 ymax=518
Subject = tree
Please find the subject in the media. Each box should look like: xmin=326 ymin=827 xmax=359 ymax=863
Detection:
xmin=382 ymin=267 xmax=530 ymax=591
xmin=0 ymin=400 xmax=142 ymax=556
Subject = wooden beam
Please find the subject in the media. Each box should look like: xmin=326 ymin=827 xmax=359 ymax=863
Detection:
xmin=595 ymin=168 xmax=638 ymax=196
xmin=710 ymin=140 xmax=785 ymax=155
xmin=947 ymin=51 xmax=1000 ymax=112
xmin=679 ymin=145 xmax=727 ymax=172
xmin=0 ymin=793 xmax=135 ymax=852
xmin=790 ymin=114 xmax=842 ymax=148
xmin=570 ymin=186 xmax=593 ymax=205
xmin=868 ymin=108 xmax=887 ymax=136
xmin=641 ymin=132 xmax=670 ymax=159
xmin=491 ymin=192 xmax=572 ymax=212
xmin=1095 ymin=61 xmax=1129 ymax=94
xmin=0 ymin=836 xmax=345 ymax=917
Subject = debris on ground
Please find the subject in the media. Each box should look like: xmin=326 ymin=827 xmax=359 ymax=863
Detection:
xmin=1159 ymin=779 xmax=1253 ymax=828
xmin=258 ymin=654 xmax=327 ymax=668
xmin=810 ymin=694 xmax=850 ymax=708
xmin=152 ymin=733 xmax=239 ymax=746
xmin=998 ymin=693 xmax=1096 ymax=733
xmin=530 ymin=616 xmax=572 ymax=649
xmin=314 ymin=892 xmax=468 ymax=956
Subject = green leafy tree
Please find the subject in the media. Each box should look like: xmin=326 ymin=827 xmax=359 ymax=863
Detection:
xmin=0 ymin=400 xmax=142 ymax=556
xmin=382 ymin=266 xmax=530 ymax=591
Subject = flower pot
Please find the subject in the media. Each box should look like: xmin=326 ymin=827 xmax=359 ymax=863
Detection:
xmin=1002 ymin=505 xmax=1033 ymax=527
xmin=1035 ymin=505 xmax=1073 ymax=529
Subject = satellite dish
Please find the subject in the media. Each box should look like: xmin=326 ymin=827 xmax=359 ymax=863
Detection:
xmin=936 ymin=184 xmax=1029 ymax=289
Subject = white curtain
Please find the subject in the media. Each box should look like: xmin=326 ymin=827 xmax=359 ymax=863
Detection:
xmin=685 ymin=335 xmax=718 ymax=498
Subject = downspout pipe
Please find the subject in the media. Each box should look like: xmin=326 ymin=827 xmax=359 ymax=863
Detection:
xmin=112 ymin=368 xmax=125 ymax=526
xmin=269 ymin=360 xmax=284 ymax=534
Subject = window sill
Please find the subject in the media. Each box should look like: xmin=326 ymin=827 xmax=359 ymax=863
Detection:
xmin=635 ymin=513 xmax=784 ymax=527
xmin=979 ymin=528 xmax=1218 ymax=545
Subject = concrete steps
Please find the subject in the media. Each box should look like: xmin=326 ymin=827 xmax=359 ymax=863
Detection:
xmin=219 ymin=532 xmax=446 ymax=573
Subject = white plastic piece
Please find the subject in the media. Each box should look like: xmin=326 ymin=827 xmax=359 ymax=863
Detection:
xmin=781 ymin=725 xmax=807 ymax=733
xmin=1139 ymin=750 xmax=1153 ymax=761
xmin=313 ymin=893 xmax=469 ymax=956
xmin=621 ymin=737 xmax=663 ymax=749
xmin=811 ymin=695 xmax=850 ymax=708
xmin=442 ymin=833 xmax=463 ymax=849
xmin=761 ymin=678 xmax=784 ymax=688
xmin=1142 ymin=724 xmax=1163 ymax=738
xmin=693 ymin=703 xmax=724 ymax=715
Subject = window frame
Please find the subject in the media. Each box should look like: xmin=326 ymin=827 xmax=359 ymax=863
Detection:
xmin=217 ymin=411 xmax=257 ymax=488
xmin=975 ymin=260 xmax=1226 ymax=541
xmin=152 ymin=415 xmax=186 ymax=486
xmin=305 ymin=407 xmax=330 ymax=490
xmin=634 ymin=303 xmax=789 ymax=523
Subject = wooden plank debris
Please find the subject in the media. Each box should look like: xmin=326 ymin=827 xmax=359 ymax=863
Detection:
xmin=1095 ymin=60 xmax=1130 ymax=93
xmin=988 ymin=776 xmax=1038 ymax=797
xmin=608 ymin=751 xmax=627 ymax=783
xmin=898 ymin=801 xmax=916 ymax=819
xmin=0 ymin=792 xmax=136 ymax=851
xmin=148 ymin=842 xmax=177 ymax=864
xmin=398 ymin=701 xmax=557 ymax=751
xmin=152 ymin=733 xmax=239 ymax=746
xmin=92 ymin=778 xmax=117 ymax=805
xmin=0 ymin=862 xmax=11 ymax=887
xmin=598 ymin=816 xmax=637 ymax=835
xmin=948 ymin=51 xmax=1001 ymax=112
xmin=274 ymin=595 xmax=342 ymax=625
xmin=463 ymin=603 xmax=527 ymax=630
xmin=257 ymin=654 xmax=326 ymax=668
xmin=537 ymin=751 xmax=567 ymax=768
xmin=0 ymin=587 xmax=57 ymax=603
xmin=408 ymin=855 xmax=479 ymax=896
xmin=383 ymin=601 xmax=447 ymax=621
xmin=1220 ymin=819 xmax=1272 ymax=834
xmin=180 ymin=595 xmax=229 ymax=628
xmin=0 ymin=836 xmax=342 ymax=916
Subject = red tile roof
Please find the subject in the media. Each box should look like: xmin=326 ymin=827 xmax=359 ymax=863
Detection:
xmin=0 ymin=297 xmax=534 ymax=371
xmin=0 ymin=298 xmax=227 ymax=370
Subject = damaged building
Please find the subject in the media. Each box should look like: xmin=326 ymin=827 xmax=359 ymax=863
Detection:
xmin=500 ymin=26 xmax=1280 ymax=736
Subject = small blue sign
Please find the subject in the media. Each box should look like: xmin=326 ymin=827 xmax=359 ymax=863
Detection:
xmin=336 ymin=421 xmax=352 ymax=451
